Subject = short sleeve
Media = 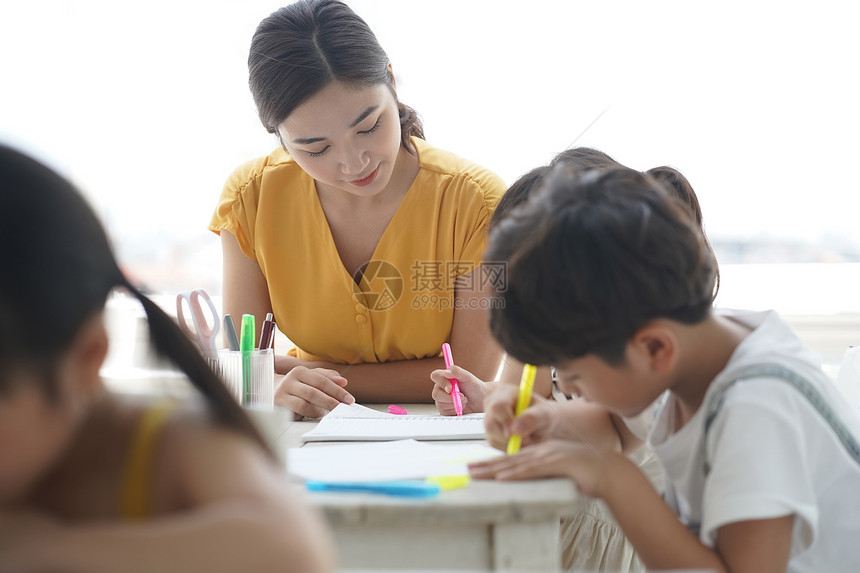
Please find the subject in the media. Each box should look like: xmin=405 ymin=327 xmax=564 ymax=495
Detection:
xmin=701 ymin=381 xmax=818 ymax=553
xmin=208 ymin=159 xmax=262 ymax=260
xmin=453 ymin=168 xmax=504 ymax=273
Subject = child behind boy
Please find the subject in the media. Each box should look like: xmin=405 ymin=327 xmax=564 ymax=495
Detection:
xmin=469 ymin=164 xmax=860 ymax=572
xmin=435 ymin=147 xmax=678 ymax=572
xmin=0 ymin=145 xmax=334 ymax=572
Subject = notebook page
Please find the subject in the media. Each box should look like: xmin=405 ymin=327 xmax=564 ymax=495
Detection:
xmin=301 ymin=403 xmax=485 ymax=442
xmin=287 ymin=439 xmax=501 ymax=481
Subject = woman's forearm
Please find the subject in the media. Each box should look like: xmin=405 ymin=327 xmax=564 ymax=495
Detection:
xmin=311 ymin=356 xmax=449 ymax=403
xmin=276 ymin=348 xmax=503 ymax=404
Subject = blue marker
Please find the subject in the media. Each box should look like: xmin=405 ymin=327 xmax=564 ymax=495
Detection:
xmin=305 ymin=480 xmax=441 ymax=498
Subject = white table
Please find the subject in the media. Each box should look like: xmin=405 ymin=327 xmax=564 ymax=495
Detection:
xmin=277 ymin=404 xmax=583 ymax=572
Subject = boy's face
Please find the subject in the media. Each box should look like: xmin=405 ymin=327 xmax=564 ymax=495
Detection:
xmin=555 ymin=352 xmax=664 ymax=418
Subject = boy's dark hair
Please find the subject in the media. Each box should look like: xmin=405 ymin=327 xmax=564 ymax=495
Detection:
xmin=0 ymin=145 xmax=271 ymax=457
xmin=249 ymin=0 xmax=423 ymax=152
xmin=485 ymin=165 xmax=718 ymax=366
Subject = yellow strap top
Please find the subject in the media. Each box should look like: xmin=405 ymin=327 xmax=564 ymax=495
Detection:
xmin=119 ymin=401 xmax=175 ymax=520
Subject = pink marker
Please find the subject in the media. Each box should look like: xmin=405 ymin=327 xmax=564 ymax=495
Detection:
xmin=388 ymin=404 xmax=408 ymax=415
xmin=441 ymin=343 xmax=463 ymax=416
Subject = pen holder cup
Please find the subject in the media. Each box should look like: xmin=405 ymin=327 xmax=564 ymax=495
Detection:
xmin=206 ymin=349 xmax=274 ymax=409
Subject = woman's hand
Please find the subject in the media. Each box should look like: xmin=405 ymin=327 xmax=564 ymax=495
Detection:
xmin=467 ymin=439 xmax=618 ymax=499
xmin=274 ymin=366 xmax=354 ymax=419
xmin=482 ymin=382 xmax=561 ymax=450
xmin=430 ymin=365 xmax=489 ymax=415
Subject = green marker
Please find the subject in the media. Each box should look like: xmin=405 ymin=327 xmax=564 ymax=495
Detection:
xmin=240 ymin=314 xmax=255 ymax=405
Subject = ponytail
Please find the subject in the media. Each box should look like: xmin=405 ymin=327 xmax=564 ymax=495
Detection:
xmin=126 ymin=283 xmax=274 ymax=460
xmin=398 ymin=101 xmax=424 ymax=153
xmin=1 ymin=144 xmax=272 ymax=458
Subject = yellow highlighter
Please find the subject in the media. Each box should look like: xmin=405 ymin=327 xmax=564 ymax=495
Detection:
xmin=506 ymin=363 xmax=537 ymax=455
xmin=426 ymin=475 xmax=470 ymax=491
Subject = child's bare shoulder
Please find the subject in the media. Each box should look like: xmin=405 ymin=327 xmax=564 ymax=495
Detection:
xmin=149 ymin=399 xmax=280 ymax=504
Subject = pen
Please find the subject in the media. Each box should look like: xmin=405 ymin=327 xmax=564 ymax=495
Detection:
xmin=506 ymin=363 xmax=537 ymax=455
xmin=240 ymin=314 xmax=255 ymax=405
xmin=258 ymin=312 xmax=275 ymax=350
xmin=223 ymin=314 xmax=240 ymax=351
xmin=305 ymin=480 xmax=441 ymax=498
xmin=441 ymin=342 xmax=463 ymax=416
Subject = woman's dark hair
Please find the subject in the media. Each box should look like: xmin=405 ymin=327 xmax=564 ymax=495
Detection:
xmin=249 ymin=0 xmax=424 ymax=152
xmin=0 ymin=145 xmax=271 ymax=457
xmin=646 ymin=165 xmax=720 ymax=296
xmin=485 ymin=165 xmax=717 ymax=367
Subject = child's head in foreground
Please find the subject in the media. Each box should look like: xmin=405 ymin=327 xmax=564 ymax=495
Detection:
xmin=485 ymin=164 xmax=718 ymax=410
xmin=0 ymin=144 xmax=265 ymax=504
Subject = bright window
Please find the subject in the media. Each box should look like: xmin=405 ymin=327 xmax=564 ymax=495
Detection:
xmin=2 ymin=1 xmax=859 ymax=369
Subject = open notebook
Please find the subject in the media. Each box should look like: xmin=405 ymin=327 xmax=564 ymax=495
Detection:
xmin=301 ymin=403 xmax=486 ymax=442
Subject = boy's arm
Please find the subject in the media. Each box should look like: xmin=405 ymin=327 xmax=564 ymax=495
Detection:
xmin=601 ymin=453 xmax=792 ymax=573
xmin=470 ymin=444 xmax=791 ymax=573
xmin=498 ymin=357 xmax=553 ymax=398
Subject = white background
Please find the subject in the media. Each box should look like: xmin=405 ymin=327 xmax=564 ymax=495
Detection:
xmin=2 ymin=1 xmax=859 ymax=296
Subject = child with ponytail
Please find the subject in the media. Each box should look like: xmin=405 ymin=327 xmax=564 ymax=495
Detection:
xmin=0 ymin=144 xmax=333 ymax=572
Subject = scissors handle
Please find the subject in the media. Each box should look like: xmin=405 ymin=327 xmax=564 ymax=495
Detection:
xmin=176 ymin=289 xmax=220 ymax=357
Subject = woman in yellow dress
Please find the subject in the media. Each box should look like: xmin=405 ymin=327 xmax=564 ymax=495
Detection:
xmin=210 ymin=0 xmax=506 ymax=418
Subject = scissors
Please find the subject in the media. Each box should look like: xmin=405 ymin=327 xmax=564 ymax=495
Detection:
xmin=176 ymin=288 xmax=220 ymax=358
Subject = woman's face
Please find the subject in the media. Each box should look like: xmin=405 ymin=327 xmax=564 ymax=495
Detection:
xmin=277 ymin=81 xmax=404 ymax=199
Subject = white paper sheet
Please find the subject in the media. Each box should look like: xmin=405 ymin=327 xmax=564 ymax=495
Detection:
xmin=287 ymin=439 xmax=502 ymax=482
xmin=301 ymin=403 xmax=486 ymax=442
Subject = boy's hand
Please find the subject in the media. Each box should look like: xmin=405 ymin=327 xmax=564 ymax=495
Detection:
xmin=483 ymin=383 xmax=560 ymax=451
xmin=467 ymin=439 xmax=616 ymax=499
xmin=430 ymin=364 xmax=488 ymax=415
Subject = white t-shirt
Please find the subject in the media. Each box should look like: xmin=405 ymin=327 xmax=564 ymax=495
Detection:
xmin=648 ymin=309 xmax=860 ymax=573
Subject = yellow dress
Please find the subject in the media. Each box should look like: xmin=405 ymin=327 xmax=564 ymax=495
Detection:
xmin=209 ymin=137 xmax=504 ymax=364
